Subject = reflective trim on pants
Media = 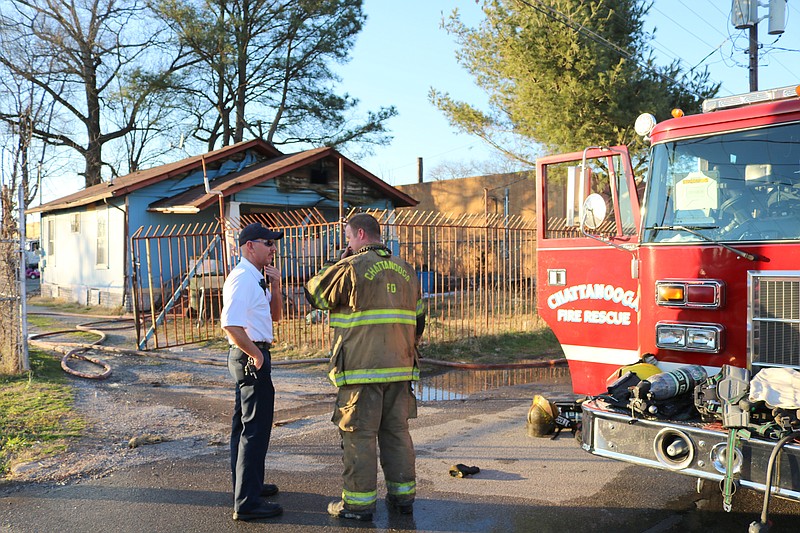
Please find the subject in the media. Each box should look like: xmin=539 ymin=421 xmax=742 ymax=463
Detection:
xmin=342 ymin=488 xmax=378 ymax=508
xmin=386 ymin=480 xmax=416 ymax=497
xmin=335 ymin=381 xmax=416 ymax=510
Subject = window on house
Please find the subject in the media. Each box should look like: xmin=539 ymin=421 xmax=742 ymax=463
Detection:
xmin=46 ymin=218 xmax=56 ymax=266
xmin=96 ymin=208 xmax=108 ymax=268
xmin=70 ymin=213 xmax=80 ymax=233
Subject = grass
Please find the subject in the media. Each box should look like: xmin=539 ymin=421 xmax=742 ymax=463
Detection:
xmin=28 ymin=295 xmax=124 ymax=316
xmin=419 ymin=327 xmax=562 ymax=364
xmin=0 ymin=349 xmax=84 ymax=478
xmin=26 ymin=314 xmax=59 ymax=329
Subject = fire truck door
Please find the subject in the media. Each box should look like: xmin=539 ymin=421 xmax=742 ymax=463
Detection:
xmin=536 ymin=146 xmax=641 ymax=394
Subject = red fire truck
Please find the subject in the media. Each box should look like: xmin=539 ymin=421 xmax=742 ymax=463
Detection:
xmin=535 ymin=86 xmax=800 ymax=516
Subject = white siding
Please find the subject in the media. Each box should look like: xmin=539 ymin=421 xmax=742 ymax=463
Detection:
xmin=40 ymin=203 xmax=127 ymax=307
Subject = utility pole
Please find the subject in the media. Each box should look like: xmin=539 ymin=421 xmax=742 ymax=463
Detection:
xmin=731 ymin=0 xmax=787 ymax=92
xmin=749 ymin=24 xmax=758 ymax=91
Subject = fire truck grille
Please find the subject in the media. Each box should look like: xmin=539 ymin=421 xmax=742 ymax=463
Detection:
xmin=751 ymin=276 xmax=800 ymax=368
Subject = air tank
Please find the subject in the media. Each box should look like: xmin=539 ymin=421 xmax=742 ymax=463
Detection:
xmin=644 ymin=365 xmax=708 ymax=401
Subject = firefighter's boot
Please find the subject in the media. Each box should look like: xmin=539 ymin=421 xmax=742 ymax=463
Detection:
xmin=386 ymin=494 xmax=413 ymax=514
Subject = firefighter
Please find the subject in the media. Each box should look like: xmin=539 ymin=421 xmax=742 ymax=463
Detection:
xmin=305 ymin=213 xmax=426 ymax=521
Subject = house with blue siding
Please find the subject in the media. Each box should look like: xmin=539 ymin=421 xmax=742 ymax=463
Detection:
xmin=27 ymin=139 xmax=418 ymax=309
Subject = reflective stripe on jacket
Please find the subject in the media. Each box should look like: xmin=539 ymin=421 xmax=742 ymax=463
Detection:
xmin=305 ymin=246 xmax=424 ymax=387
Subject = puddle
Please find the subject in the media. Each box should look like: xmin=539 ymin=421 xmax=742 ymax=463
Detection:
xmin=416 ymin=365 xmax=572 ymax=401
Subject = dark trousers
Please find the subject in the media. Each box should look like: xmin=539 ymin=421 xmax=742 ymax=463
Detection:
xmin=228 ymin=346 xmax=275 ymax=512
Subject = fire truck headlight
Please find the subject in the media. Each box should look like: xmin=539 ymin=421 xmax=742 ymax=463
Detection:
xmin=634 ymin=113 xmax=657 ymax=137
xmin=686 ymin=326 xmax=722 ymax=352
xmin=656 ymin=326 xmax=686 ymax=348
xmin=656 ymin=323 xmax=723 ymax=353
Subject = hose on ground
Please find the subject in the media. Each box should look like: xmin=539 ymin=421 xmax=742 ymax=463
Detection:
xmin=28 ymin=312 xmax=567 ymax=379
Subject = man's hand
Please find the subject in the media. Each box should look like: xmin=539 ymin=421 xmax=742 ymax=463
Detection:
xmin=249 ymin=353 xmax=265 ymax=370
xmin=222 ymin=325 xmax=266 ymax=369
xmin=340 ymin=246 xmax=353 ymax=259
xmin=264 ymin=265 xmax=281 ymax=287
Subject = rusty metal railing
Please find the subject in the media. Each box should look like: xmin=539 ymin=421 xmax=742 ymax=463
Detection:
xmin=131 ymin=222 xmax=229 ymax=350
xmin=131 ymin=208 xmax=537 ymax=353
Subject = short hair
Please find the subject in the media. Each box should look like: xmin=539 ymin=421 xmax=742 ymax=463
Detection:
xmin=346 ymin=213 xmax=381 ymax=240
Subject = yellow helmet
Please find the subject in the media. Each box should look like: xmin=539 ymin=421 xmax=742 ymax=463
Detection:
xmin=607 ymin=362 xmax=661 ymax=386
xmin=527 ymin=395 xmax=558 ymax=437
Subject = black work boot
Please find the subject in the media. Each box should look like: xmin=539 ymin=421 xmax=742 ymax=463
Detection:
xmin=386 ymin=494 xmax=413 ymax=515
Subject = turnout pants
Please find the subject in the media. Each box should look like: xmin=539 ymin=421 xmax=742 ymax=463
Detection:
xmin=228 ymin=346 xmax=275 ymax=513
xmin=333 ymin=381 xmax=418 ymax=510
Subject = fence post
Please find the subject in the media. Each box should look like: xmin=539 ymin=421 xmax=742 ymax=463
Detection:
xmin=19 ymin=184 xmax=29 ymax=371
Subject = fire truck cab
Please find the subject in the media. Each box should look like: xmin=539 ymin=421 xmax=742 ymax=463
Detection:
xmin=535 ymin=86 xmax=800 ymax=511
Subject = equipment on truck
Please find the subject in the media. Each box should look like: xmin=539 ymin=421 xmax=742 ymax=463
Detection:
xmin=535 ymin=84 xmax=800 ymax=518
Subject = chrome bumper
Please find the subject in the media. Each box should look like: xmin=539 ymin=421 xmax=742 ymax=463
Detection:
xmin=581 ymin=399 xmax=800 ymax=501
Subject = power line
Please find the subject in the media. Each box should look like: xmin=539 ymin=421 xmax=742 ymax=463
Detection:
xmin=649 ymin=0 xmax=799 ymax=94
xmin=514 ymin=0 xmax=635 ymax=61
xmin=650 ymin=5 xmax=725 ymax=72
xmin=703 ymin=0 xmax=730 ymax=18
xmin=675 ymin=1 xmax=729 ymax=40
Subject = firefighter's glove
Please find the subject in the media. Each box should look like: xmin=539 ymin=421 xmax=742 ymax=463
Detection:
xmin=449 ymin=464 xmax=480 ymax=478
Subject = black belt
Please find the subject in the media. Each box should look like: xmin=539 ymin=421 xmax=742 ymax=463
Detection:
xmin=229 ymin=341 xmax=271 ymax=350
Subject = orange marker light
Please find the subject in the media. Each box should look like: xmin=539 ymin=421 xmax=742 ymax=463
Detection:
xmin=671 ymin=108 xmax=685 ymax=118
xmin=658 ymin=285 xmax=685 ymax=302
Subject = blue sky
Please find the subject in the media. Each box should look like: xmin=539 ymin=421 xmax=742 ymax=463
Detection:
xmin=341 ymin=0 xmax=800 ymax=186
xmin=29 ymin=0 xmax=800 ymax=203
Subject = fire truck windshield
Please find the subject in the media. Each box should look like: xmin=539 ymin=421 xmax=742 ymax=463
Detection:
xmin=642 ymin=122 xmax=800 ymax=243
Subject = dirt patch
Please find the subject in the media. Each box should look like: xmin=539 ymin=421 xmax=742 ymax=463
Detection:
xmin=14 ymin=309 xmax=334 ymax=484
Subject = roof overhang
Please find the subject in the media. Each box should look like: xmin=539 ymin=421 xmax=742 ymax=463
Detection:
xmin=148 ymin=147 xmax=418 ymax=213
xmin=26 ymin=139 xmax=282 ymax=215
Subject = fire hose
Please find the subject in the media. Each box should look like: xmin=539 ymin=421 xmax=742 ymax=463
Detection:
xmin=29 ymin=313 xmax=567 ymax=380
xmin=748 ymin=430 xmax=800 ymax=533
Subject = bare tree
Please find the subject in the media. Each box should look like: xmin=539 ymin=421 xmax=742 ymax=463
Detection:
xmin=0 ymin=71 xmax=62 ymax=210
xmin=0 ymin=0 xmax=179 ymax=188
xmin=153 ymin=0 xmax=397 ymax=153
xmin=428 ymin=148 xmax=533 ymax=182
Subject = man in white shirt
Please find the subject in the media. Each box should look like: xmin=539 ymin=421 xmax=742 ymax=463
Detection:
xmin=221 ymin=223 xmax=284 ymax=521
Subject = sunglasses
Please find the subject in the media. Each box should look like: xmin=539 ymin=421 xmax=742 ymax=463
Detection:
xmin=252 ymin=239 xmax=276 ymax=248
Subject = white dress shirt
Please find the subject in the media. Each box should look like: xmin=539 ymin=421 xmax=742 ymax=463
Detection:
xmin=220 ymin=256 xmax=274 ymax=343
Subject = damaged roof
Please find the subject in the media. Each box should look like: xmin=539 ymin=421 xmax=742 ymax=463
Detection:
xmin=148 ymin=146 xmax=418 ymax=213
xmin=28 ymin=140 xmax=417 ymax=214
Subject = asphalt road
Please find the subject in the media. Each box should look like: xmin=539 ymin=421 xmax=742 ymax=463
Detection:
xmin=3 ymin=376 xmax=800 ymax=533
xmin=5 ymin=305 xmax=800 ymax=532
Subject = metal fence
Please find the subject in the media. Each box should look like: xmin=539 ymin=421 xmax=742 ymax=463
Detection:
xmin=131 ymin=208 xmax=537 ymax=353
